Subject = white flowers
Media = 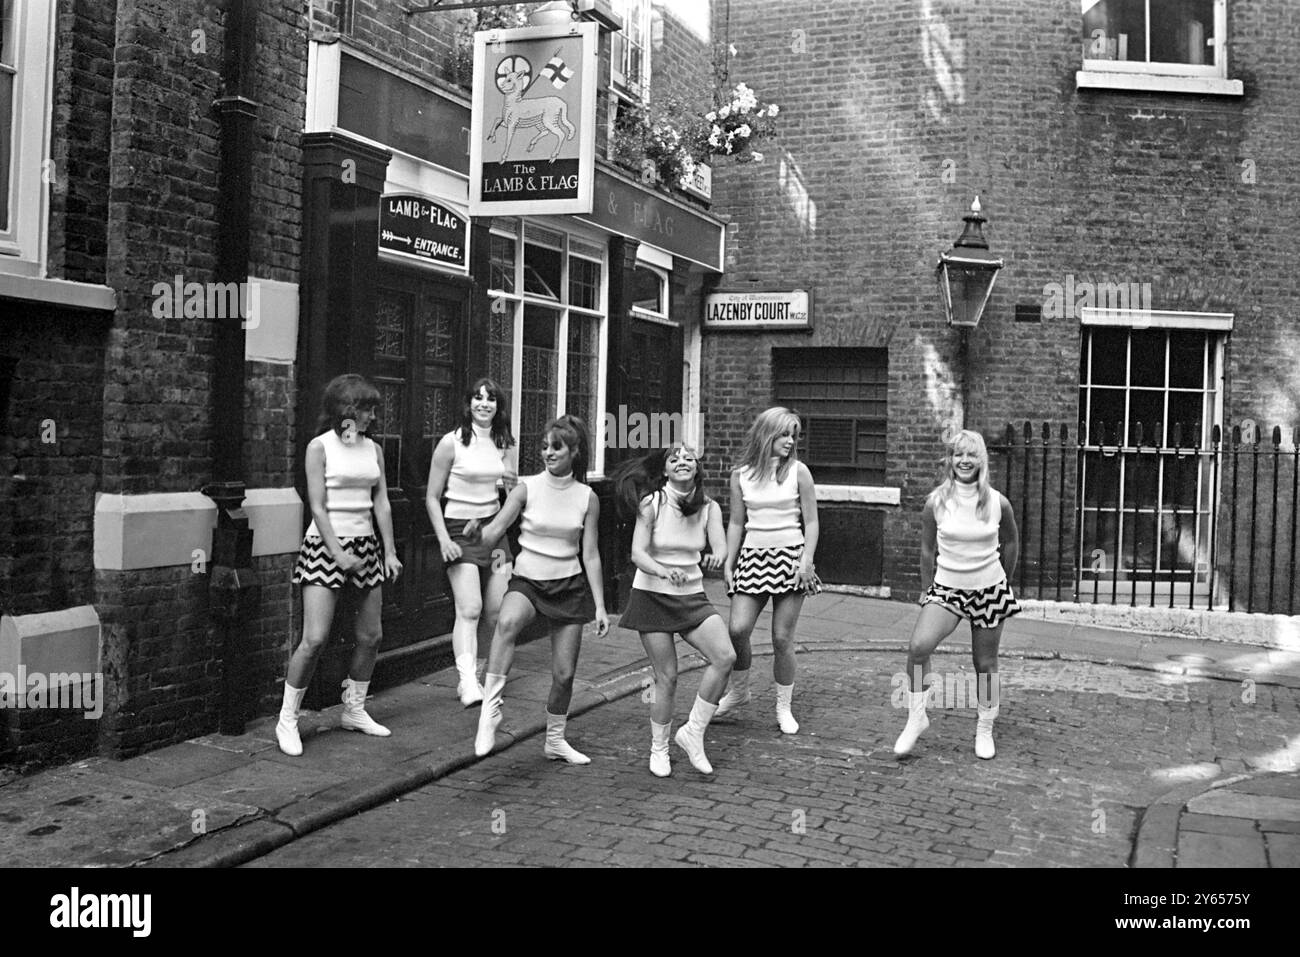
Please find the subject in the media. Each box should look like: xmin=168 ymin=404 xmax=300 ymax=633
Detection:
xmin=732 ymin=82 xmax=758 ymax=113
xmin=699 ymin=82 xmax=781 ymax=161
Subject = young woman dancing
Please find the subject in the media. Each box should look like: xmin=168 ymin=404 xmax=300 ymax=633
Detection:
xmin=426 ymin=378 xmax=517 ymax=706
xmin=718 ymin=407 xmax=820 ymax=734
xmin=893 ymin=429 xmax=1020 ymax=760
xmin=469 ymin=415 xmax=610 ymax=763
xmin=614 ymin=445 xmax=735 ymax=776
xmin=278 ymin=373 xmax=403 ymax=756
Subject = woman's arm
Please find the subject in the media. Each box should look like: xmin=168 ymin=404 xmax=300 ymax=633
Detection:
xmin=702 ymin=499 xmax=726 ymax=571
xmin=371 ymin=442 xmax=403 ymax=581
xmin=998 ymin=493 xmax=1019 ymax=584
xmin=796 ymin=462 xmax=820 ymax=588
xmin=723 ymin=470 xmax=746 ymax=591
xmin=304 ymin=438 xmax=358 ymax=572
xmin=473 ymin=481 xmax=527 ymax=545
xmin=425 ymin=434 xmax=460 ymax=563
xmin=500 ymin=444 xmax=519 ymax=494
xmin=918 ymin=500 xmax=938 ymax=596
xmin=582 ymin=490 xmax=609 ymax=636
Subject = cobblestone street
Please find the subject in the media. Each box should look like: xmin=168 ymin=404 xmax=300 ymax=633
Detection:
xmin=249 ymin=649 xmax=1299 ymax=867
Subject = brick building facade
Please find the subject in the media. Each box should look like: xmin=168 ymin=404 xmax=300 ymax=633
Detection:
xmin=1 ymin=0 xmax=722 ymax=768
xmin=6 ymin=0 xmax=1292 ymax=771
xmin=701 ymin=0 xmax=1299 ymax=616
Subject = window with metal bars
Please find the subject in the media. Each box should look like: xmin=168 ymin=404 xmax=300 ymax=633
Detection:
xmin=772 ymin=348 xmax=888 ymax=485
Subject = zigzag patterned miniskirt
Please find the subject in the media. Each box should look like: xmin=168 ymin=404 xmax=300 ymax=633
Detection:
xmin=292 ymin=535 xmax=385 ymax=589
xmin=730 ymin=546 xmax=804 ymax=596
xmin=921 ymin=579 xmax=1020 ymax=629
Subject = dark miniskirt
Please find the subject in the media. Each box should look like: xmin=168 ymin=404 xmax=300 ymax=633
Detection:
xmin=444 ymin=516 xmax=514 ymax=571
xmin=619 ymin=589 xmax=719 ymax=636
xmin=506 ymin=573 xmax=596 ymax=625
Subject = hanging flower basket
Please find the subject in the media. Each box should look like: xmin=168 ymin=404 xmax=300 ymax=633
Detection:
xmin=703 ymin=82 xmax=779 ymax=164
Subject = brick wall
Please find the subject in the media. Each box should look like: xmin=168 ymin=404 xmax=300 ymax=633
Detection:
xmin=2 ymin=0 xmax=309 ymax=768
xmin=703 ymin=0 xmax=1300 ymax=603
xmin=48 ymin=0 xmax=116 ymax=285
xmin=0 ymin=308 xmax=108 ymax=618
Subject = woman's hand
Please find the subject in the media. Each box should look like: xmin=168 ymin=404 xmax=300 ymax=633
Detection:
xmin=797 ymin=557 xmax=820 ymax=595
xmin=593 ymin=608 xmax=610 ymax=637
xmin=462 ymin=518 xmax=483 ymax=544
xmin=701 ymin=552 xmax=723 ymax=572
xmin=384 ymin=553 xmax=403 ymax=581
xmin=439 ymin=538 xmax=463 ymax=563
xmin=334 ymin=549 xmax=363 ymax=574
xmin=797 ymin=557 xmax=815 ymax=586
xmin=723 ymin=562 xmax=735 ymax=592
xmin=660 ymin=565 xmax=688 ymax=587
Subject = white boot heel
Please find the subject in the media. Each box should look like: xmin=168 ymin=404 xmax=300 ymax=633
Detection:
xmin=893 ymin=690 xmax=930 ymax=756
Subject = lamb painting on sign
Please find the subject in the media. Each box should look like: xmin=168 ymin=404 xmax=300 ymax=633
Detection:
xmin=469 ymin=23 xmax=598 ymax=216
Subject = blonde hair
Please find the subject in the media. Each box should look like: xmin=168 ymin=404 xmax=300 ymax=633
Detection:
xmin=736 ymin=407 xmax=801 ymax=484
xmin=926 ymin=429 xmax=993 ymax=521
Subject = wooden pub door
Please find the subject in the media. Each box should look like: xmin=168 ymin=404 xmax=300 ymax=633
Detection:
xmin=364 ymin=265 xmax=466 ymax=688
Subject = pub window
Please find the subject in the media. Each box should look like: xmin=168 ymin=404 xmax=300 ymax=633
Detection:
xmin=486 ymin=225 xmax=609 ymax=477
xmin=630 ymin=263 xmax=667 ymax=319
xmin=773 ymin=348 xmax=888 ymax=486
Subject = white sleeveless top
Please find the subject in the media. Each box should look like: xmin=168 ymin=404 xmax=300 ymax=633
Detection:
xmin=305 ymin=429 xmax=380 ymax=539
xmin=514 ymin=472 xmax=591 ymax=580
xmin=933 ymin=483 xmax=1006 ymax=589
xmin=443 ymin=425 xmax=506 ymax=519
xmin=632 ymin=489 xmax=714 ymax=596
xmin=739 ymin=460 xmax=803 ymax=548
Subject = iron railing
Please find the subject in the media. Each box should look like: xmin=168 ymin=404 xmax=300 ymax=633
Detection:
xmin=988 ymin=422 xmax=1299 ymax=615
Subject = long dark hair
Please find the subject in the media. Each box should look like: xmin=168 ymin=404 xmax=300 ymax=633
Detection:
xmin=457 ymin=377 xmax=515 ymax=449
xmin=315 ymin=373 xmax=380 ymax=436
xmin=545 ymin=414 xmax=590 ymax=485
xmin=611 ymin=445 xmax=707 ymax=522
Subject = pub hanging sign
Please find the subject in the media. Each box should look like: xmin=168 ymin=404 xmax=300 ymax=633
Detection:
xmin=469 ymin=22 xmax=598 ymax=216
xmin=379 ymin=194 xmax=468 ymax=271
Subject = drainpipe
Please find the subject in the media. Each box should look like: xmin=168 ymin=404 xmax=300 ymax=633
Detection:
xmin=203 ymin=0 xmax=261 ymax=735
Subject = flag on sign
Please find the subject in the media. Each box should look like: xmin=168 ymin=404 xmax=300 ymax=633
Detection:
xmin=539 ymin=51 xmax=574 ymax=89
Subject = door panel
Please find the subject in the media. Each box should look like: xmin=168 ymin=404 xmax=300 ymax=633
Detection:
xmin=371 ymin=266 xmax=465 ymax=659
xmin=623 ymin=317 xmax=683 ymax=452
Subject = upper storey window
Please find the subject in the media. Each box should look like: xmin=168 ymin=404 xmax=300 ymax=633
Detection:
xmin=610 ymin=0 xmax=651 ymax=101
xmin=0 ymin=0 xmax=56 ymax=276
xmin=1077 ymin=0 xmax=1242 ymax=95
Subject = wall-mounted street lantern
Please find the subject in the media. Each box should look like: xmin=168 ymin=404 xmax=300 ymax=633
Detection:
xmin=936 ymin=196 xmax=1003 ymax=328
